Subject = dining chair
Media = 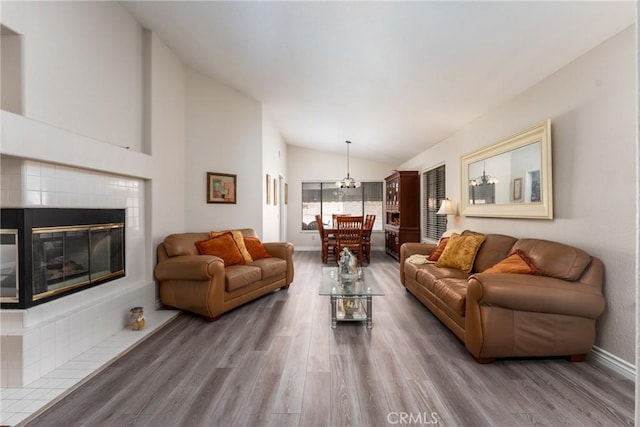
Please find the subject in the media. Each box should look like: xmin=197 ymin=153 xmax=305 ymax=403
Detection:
xmin=315 ymin=215 xmax=336 ymax=263
xmin=362 ymin=214 xmax=376 ymax=264
xmin=335 ymin=215 xmax=364 ymax=265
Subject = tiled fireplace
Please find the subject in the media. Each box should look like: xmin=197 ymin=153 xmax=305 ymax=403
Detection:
xmin=0 ymin=157 xmax=156 ymax=387
xmin=1 ymin=208 xmax=126 ymax=309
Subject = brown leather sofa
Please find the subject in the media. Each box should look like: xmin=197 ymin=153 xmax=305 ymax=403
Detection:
xmin=155 ymin=229 xmax=294 ymax=320
xmin=400 ymin=232 xmax=605 ymax=363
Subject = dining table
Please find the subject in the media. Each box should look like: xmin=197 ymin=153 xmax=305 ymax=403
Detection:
xmin=324 ymin=221 xmax=373 ymax=264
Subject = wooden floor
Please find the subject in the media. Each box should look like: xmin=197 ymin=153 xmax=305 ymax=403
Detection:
xmin=27 ymin=251 xmax=634 ymax=427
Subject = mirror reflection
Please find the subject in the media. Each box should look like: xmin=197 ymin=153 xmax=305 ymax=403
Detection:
xmin=468 ymin=142 xmax=541 ymax=205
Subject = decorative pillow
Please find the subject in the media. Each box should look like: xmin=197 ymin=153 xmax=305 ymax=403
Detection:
xmin=406 ymin=254 xmax=430 ymax=265
xmin=210 ymin=230 xmax=253 ymax=263
xmin=483 ymin=250 xmax=541 ymax=275
xmin=195 ymin=232 xmax=245 ymax=266
xmin=435 ymin=233 xmax=486 ymax=273
xmin=243 ymin=237 xmax=272 ymax=260
xmin=428 ymin=237 xmax=449 ymax=261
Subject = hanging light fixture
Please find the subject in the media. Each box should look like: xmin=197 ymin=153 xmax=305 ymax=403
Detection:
xmin=469 ymin=161 xmax=499 ymax=186
xmin=336 ymin=140 xmax=361 ymax=189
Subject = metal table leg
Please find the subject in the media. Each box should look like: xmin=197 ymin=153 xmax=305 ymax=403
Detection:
xmin=330 ymin=295 xmax=337 ymax=328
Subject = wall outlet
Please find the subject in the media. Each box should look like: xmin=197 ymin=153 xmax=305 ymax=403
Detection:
xmin=311 ymin=235 xmax=315 ymax=240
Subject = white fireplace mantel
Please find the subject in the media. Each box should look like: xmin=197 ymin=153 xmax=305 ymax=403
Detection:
xmin=1 ymin=111 xmax=153 ymax=180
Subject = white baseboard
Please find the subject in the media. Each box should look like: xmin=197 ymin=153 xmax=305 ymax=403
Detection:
xmin=589 ymin=345 xmax=636 ymax=381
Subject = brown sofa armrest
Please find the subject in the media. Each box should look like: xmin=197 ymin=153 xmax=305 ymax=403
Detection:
xmin=467 ymin=273 xmax=605 ymax=319
xmin=263 ymin=242 xmax=295 ymax=284
xmin=399 ymin=242 xmax=437 ymax=285
xmin=154 ymin=255 xmax=224 ymax=281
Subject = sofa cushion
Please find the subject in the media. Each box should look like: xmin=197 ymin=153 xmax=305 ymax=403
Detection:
xmin=238 ymin=228 xmax=259 ymax=239
xmin=433 ymin=278 xmax=468 ymax=317
xmin=195 ymin=232 xmax=245 ymax=266
xmin=428 ymin=237 xmax=449 ymax=261
xmin=164 ymin=232 xmax=209 ymax=257
xmin=404 ymin=260 xmax=433 ymax=282
xmin=415 ymin=264 xmax=469 ymax=292
xmin=483 ymin=250 xmax=541 ymax=275
xmin=436 ymin=233 xmax=486 ymax=273
xmin=210 ymin=230 xmax=253 ymax=263
xmin=225 ymin=264 xmax=262 ymax=292
xmin=511 ymin=239 xmax=591 ymax=281
xmin=244 ymin=237 xmax=273 ymax=260
xmin=250 ymin=257 xmax=287 ymax=280
xmin=472 ymin=234 xmax=518 ymax=273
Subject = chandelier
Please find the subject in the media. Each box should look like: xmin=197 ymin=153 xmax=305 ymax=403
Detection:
xmin=469 ymin=162 xmax=498 ymax=186
xmin=336 ymin=140 xmax=361 ymax=189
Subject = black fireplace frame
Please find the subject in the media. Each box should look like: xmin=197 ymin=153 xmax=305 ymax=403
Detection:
xmin=0 ymin=208 xmax=126 ymax=309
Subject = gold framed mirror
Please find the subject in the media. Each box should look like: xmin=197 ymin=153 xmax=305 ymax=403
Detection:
xmin=460 ymin=120 xmax=553 ymax=219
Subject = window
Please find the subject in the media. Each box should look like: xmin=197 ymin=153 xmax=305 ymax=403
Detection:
xmin=302 ymin=182 xmax=383 ymax=231
xmin=422 ymin=165 xmax=447 ymax=241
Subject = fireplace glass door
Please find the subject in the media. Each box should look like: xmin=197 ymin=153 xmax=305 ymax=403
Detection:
xmin=32 ymin=224 xmax=124 ymax=300
xmin=0 ymin=230 xmax=19 ymax=303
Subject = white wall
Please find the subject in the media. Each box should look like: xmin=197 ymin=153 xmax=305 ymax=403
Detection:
xmin=401 ymin=26 xmax=637 ymax=364
xmin=0 ymin=1 xmax=187 ymax=385
xmin=184 ymin=69 xmax=263 ymax=234
xmin=1 ymin=1 xmax=143 ymax=151
xmin=287 ymin=145 xmax=397 ymax=250
xmin=148 ymin=32 xmax=186 ymax=250
xmin=262 ymin=112 xmax=288 ymax=242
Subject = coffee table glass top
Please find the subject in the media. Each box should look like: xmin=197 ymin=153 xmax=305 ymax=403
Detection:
xmin=318 ymin=267 xmax=385 ymax=296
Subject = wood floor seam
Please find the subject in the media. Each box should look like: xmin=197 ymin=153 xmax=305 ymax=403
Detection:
xmin=25 ymin=251 xmax=634 ymax=427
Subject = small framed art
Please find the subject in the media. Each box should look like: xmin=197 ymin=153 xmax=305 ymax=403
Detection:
xmin=273 ymin=179 xmax=278 ymax=205
xmin=284 ymin=183 xmax=288 ymax=205
xmin=207 ymin=172 xmax=236 ymax=204
xmin=512 ymin=177 xmax=523 ymax=201
xmin=266 ymin=174 xmax=271 ymax=204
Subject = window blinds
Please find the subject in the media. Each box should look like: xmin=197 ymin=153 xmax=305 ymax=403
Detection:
xmin=423 ymin=165 xmax=446 ymax=241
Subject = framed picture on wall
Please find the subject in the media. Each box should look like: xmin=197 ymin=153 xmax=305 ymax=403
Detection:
xmin=284 ymin=183 xmax=288 ymax=205
xmin=266 ymin=174 xmax=271 ymax=204
xmin=512 ymin=177 xmax=523 ymax=201
xmin=207 ymin=172 xmax=236 ymax=204
xmin=273 ymin=179 xmax=278 ymax=205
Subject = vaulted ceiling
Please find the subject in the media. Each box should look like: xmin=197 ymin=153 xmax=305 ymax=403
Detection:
xmin=123 ymin=1 xmax=635 ymax=164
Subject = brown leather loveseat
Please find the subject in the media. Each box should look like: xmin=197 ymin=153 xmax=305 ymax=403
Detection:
xmin=400 ymin=231 xmax=605 ymax=363
xmin=155 ymin=228 xmax=294 ymax=320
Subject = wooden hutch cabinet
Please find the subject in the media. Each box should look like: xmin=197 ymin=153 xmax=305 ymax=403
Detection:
xmin=384 ymin=170 xmax=420 ymax=260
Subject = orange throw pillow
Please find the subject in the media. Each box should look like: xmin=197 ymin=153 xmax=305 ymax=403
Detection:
xmin=195 ymin=232 xmax=245 ymax=266
xmin=428 ymin=237 xmax=449 ymax=261
xmin=244 ymin=237 xmax=272 ymax=260
xmin=483 ymin=250 xmax=540 ymax=275
xmin=210 ymin=230 xmax=253 ymax=263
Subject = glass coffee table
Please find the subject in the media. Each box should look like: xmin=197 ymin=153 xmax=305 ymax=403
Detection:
xmin=318 ymin=267 xmax=385 ymax=328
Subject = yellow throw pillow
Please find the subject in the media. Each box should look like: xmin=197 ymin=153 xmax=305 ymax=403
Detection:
xmin=210 ymin=230 xmax=253 ymax=263
xmin=435 ymin=233 xmax=486 ymax=273
xmin=483 ymin=250 xmax=540 ymax=275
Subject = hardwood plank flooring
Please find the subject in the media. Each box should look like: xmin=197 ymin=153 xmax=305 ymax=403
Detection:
xmin=25 ymin=251 xmax=634 ymax=426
